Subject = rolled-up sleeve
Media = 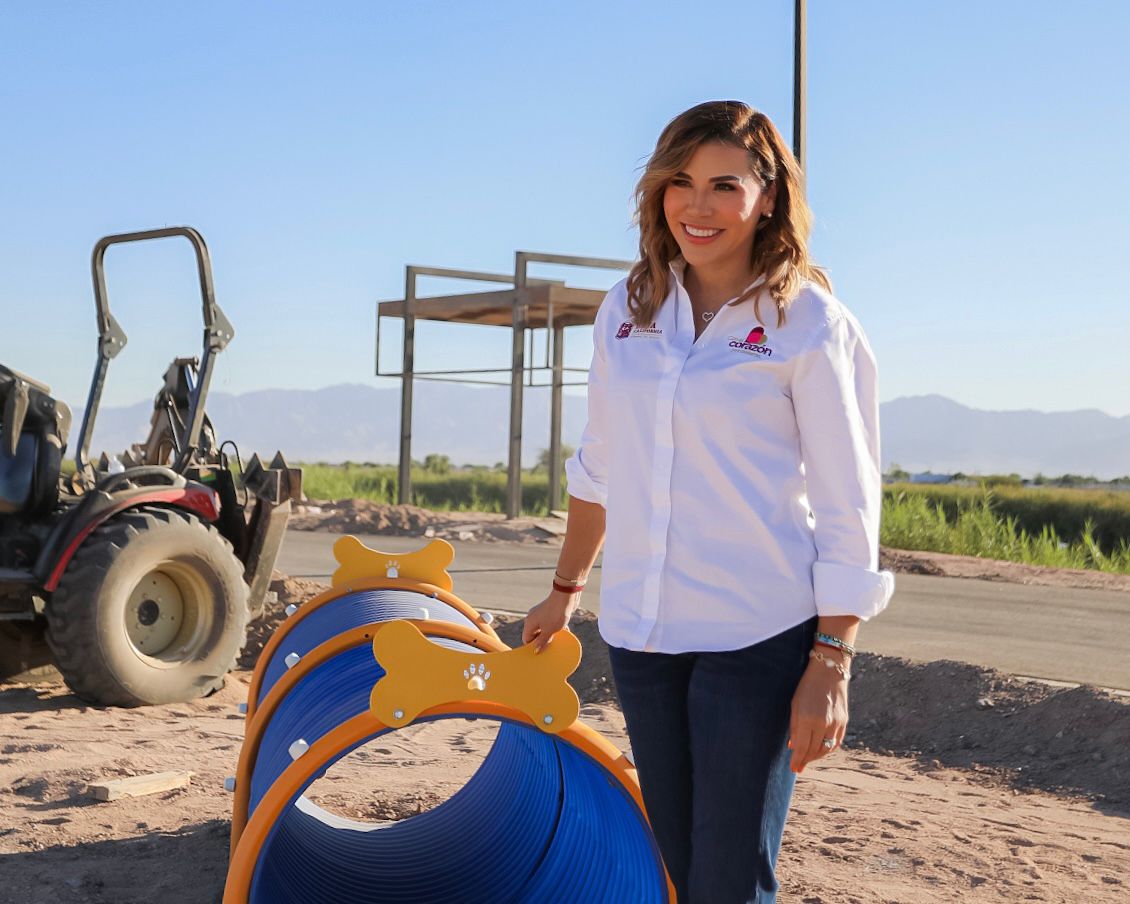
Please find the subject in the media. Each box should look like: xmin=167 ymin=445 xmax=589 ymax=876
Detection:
xmin=791 ymin=313 xmax=895 ymax=619
xmin=564 ymin=294 xmax=613 ymax=507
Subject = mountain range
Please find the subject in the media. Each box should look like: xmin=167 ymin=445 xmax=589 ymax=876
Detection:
xmin=80 ymin=386 xmax=1130 ymax=479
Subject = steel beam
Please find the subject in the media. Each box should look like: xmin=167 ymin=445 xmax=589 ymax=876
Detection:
xmin=548 ymin=324 xmax=565 ymax=513
xmin=794 ymin=0 xmax=807 ymax=171
xmin=398 ymin=268 xmax=417 ymax=504
xmin=507 ymin=254 xmax=530 ymax=519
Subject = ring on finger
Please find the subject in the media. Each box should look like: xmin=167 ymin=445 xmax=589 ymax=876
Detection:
xmin=821 ymin=737 xmax=836 ymax=749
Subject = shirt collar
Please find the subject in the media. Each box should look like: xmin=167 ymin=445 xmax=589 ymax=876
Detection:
xmin=668 ymin=255 xmax=766 ymax=306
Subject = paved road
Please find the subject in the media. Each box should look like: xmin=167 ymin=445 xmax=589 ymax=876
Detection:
xmin=278 ymin=530 xmax=1130 ymax=690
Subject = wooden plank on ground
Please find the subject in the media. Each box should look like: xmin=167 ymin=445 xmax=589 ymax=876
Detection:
xmin=86 ymin=771 xmax=194 ymax=802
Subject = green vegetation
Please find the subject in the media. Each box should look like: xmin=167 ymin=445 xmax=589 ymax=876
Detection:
xmin=300 ymin=446 xmax=578 ymax=516
xmin=882 ymin=482 xmax=1130 ymax=557
xmin=299 ymin=461 xmax=567 ymax=516
xmin=881 ymin=489 xmax=1130 ymax=574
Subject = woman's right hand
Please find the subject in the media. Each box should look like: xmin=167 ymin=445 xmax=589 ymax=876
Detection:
xmin=521 ymin=590 xmax=579 ymax=653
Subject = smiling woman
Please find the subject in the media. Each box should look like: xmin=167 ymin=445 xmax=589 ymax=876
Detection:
xmin=628 ymin=100 xmax=831 ymax=334
xmin=664 ymin=145 xmax=770 ymax=273
xmin=521 ymin=99 xmax=894 ymax=904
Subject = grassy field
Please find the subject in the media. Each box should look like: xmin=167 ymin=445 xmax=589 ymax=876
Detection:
xmin=298 ymin=464 xmax=1130 ymax=575
xmin=882 ymin=481 xmax=1130 ymax=560
xmin=881 ymin=489 xmax=1130 ymax=573
xmin=301 ymin=462 xmax=555 ymax=515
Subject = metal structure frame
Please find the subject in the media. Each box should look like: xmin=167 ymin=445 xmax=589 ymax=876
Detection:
xmin=375 ymin=252 xmax=632 ymax=519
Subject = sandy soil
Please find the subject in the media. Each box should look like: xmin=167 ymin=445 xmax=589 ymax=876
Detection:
xmin=3 ymin=503 xmax=1129 ymax=902
xmin=1 ymin=667 xmax=1127 ymax=903
xmin=3 ymin=592 xmax=1128 ymax=902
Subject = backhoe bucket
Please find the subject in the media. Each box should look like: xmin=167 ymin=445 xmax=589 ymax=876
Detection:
xmin=240 ymin=452 xmax=303 ymax=618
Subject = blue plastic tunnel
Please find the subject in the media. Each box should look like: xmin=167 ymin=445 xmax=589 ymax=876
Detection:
xmin=227 ymin=584 xmax=671 ymax=903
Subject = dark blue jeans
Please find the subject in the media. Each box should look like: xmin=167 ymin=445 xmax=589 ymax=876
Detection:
xmin=608 ymin=616 xmax=817 ymax=904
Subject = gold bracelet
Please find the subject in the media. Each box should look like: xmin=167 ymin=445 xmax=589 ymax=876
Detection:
xmin=809 ymin=649 xmax=851 ymax=680
xmin=554 ymin=570 xmax=586 ymax=586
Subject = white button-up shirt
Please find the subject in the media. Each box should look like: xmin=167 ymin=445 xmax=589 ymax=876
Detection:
xmin=565 ymin=259 xmax=895 ymax=653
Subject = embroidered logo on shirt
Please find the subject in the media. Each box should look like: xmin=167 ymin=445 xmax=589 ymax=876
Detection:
xmin=728 ymin=325 xmax=773 ymax=357
xmin=616 ymin=320 xmax=663 ymax=339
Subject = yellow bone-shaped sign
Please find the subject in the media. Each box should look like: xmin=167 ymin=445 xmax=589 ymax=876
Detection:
xmin=332 ymin=535 xmax=454 ymax=592
xmin=370 ymin=620 xmax=581 ymax=734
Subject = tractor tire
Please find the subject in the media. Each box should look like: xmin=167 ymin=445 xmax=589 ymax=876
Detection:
xmin=46 ymin=507 xmax=248 ymax=706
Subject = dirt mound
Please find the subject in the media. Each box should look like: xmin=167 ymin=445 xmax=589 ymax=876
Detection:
xmin=849 ymin=653 xmax=1130 ymax=809
xmin=290 ymin=499 xmax=436 ymax=535
xmin=289 ymin=499 xmax=563 ymax=545
xmin=879 ymin=547 xmax=947 ymax=576
xmin=239 ymin=573 xmax=330 ymax=669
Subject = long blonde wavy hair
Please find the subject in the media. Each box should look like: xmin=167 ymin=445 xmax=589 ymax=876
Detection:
xmin=626 ymin=100 xmax=831 ymax=328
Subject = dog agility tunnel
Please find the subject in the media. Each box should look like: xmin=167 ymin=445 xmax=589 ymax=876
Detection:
xmin=223 ymin=536 xmax=674 ymax=903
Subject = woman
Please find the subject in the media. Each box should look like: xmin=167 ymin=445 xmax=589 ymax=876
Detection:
xmin=522 ymin=100 xmax=895 ymax=903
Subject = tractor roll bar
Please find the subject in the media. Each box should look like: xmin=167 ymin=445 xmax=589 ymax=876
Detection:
xmin=76 ymin=226 xmax=235 ymax=474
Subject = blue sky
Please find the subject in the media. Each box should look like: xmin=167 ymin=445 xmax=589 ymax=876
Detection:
xmin=3 ymin=1 xmax=1128 ymax=418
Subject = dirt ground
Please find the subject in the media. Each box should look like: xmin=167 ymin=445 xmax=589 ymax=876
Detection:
xmin=2 ymin=504 xmax=1129 ymax=902
xmin=1 ymin=649 xmax=1127 ymax=903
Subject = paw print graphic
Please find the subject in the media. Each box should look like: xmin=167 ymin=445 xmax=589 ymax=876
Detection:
xmin=385 ymin=559 xmax=400 ymax=578
xmin=463 ymin=662 xmax=491 ymax=691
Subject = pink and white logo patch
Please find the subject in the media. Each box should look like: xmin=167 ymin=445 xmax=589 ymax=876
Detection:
xmin=616 ymin=321 xmax=633 ymax=340
xmin=728 ymin=324 xmax=773 ymax=357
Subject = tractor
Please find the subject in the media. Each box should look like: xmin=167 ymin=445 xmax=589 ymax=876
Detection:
xmin=0 ymin=226 xmax=301 ymax=706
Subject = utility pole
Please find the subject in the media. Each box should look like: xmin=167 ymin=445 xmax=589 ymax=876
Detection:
xmin=793 ymin=0 xmax=807 ymax=172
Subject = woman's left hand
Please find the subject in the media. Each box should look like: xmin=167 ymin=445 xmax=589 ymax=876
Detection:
xmin=787 ymin=657 xmax=850 ymax=773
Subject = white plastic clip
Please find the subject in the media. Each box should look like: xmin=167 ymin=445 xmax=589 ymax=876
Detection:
xmin=284 ymin=652 xmax=301 ymax=669
xmin=223 ymin=777 xmax=237 ymax=792
xmin=288 ymin=739 xmax=310 ymax=760
xmin=481 ymin=611 xmax=494 ymax=625
xmin=284 ymin=604 xmax=298 ymax=617
xmin=237 ymin=702 xmax=248 ymax=715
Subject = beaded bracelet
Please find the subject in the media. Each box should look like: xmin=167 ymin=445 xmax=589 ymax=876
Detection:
xmin=815 ymin=632 xmax=856 ymax=657
xmin=815 ymin=640 xmax=853 ymax=658
xmin=809 ymin=649 xmax=851 ymax=679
